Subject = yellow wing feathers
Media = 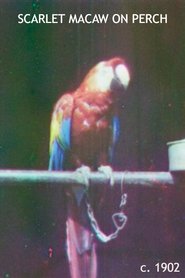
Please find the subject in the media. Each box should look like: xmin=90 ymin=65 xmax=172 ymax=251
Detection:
xmin=49 ymin=110 xmax=63 ymax=153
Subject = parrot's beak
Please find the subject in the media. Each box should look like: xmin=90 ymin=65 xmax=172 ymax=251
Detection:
xmin=115 ymin=64 xmax=130 ymax=89
xmin=111 ymin=63 xmax=130 ymax=94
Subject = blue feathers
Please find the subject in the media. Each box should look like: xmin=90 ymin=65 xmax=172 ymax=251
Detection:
xmin=49 ymin=117 xmax=71 ymax=171
xmin=48 ymin=139 xmax=65 ymax=170
xmin=112 ymin=115 xmax=120 ymax=146
xmin=109 ymin=115 xmax=120 ymax=162
xmin=59 ymin=118 xmax=71 ymax=150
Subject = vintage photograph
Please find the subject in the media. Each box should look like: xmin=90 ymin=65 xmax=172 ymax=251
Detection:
xmin=0 ymin=1 xmax=185 ymax=277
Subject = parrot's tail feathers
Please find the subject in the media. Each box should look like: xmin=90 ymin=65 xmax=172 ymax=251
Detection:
xmin=66 ymin=216 xmax=97 ymax=278
xmin=66 ymin=214 xmax=93 ymax=256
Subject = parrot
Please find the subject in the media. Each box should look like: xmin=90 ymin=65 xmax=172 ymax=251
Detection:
xmin=49 ymin=57 xmax=130 ymax=278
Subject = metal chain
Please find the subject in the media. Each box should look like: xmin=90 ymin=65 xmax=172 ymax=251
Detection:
xmin=86 ymin=173 xmax=128 ymax=243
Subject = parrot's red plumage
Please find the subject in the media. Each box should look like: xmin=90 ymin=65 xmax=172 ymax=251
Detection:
xmin=49 ymin=57 xmax=130 ymax=278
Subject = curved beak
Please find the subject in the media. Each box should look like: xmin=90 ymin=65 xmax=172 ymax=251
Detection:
xmin=110 ymin=63 xmax=130 ymax=94
xmin=115 ymin=64 xmax=130 ymax=89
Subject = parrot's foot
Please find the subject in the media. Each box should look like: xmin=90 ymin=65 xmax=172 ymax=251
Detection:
xmin=98 ymin=165 xmax=114 ymax=187
xmin=76 ymin=165 xmax=91 ymax=188
xmin=73 ymin=166 xmax=91 ymax=206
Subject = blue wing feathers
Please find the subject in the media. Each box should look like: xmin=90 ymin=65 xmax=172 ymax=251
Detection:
xmin=49 ymin=117 xmax=71 ymax=171
xmin=59 ymin=118 xmax=71 ymax=150
xmin=109 ymin=115 xmax=120 ymax=162
xmin=49 ymin=140 xmax=65 ymax=170
xmin=112 ymin=115 xmax=120 ymax=146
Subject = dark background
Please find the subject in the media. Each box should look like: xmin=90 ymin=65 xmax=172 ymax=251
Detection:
xmin=0 ymin=0 xmax=185 ymax=277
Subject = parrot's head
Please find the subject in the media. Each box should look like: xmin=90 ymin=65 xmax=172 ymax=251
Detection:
xmin=81 ymin=57 xmax=130 ymax=98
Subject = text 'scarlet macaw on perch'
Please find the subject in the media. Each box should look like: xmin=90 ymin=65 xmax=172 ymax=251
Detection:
xmin=49 ymin=57 xmax=130 ymax=278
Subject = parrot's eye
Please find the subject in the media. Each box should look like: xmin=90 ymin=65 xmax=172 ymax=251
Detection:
xmin=95 ymin=65 xmax=114 ymax=92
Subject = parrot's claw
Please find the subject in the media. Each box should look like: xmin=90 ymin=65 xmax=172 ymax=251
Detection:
xmin=76 ymin=165 xmax=91 ymax=188
xmin=73 ymin=166 xmax=91 ymax=206
xmin=98 ymin=165 xmax=114 ymax=187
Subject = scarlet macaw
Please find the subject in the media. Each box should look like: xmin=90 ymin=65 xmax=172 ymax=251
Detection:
xmin=49 ymin=57 xmax=130 ymax=278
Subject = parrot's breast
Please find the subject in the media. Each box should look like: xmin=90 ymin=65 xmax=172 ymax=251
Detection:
xmin=71 ymin=93 xmax=113 ymax=168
